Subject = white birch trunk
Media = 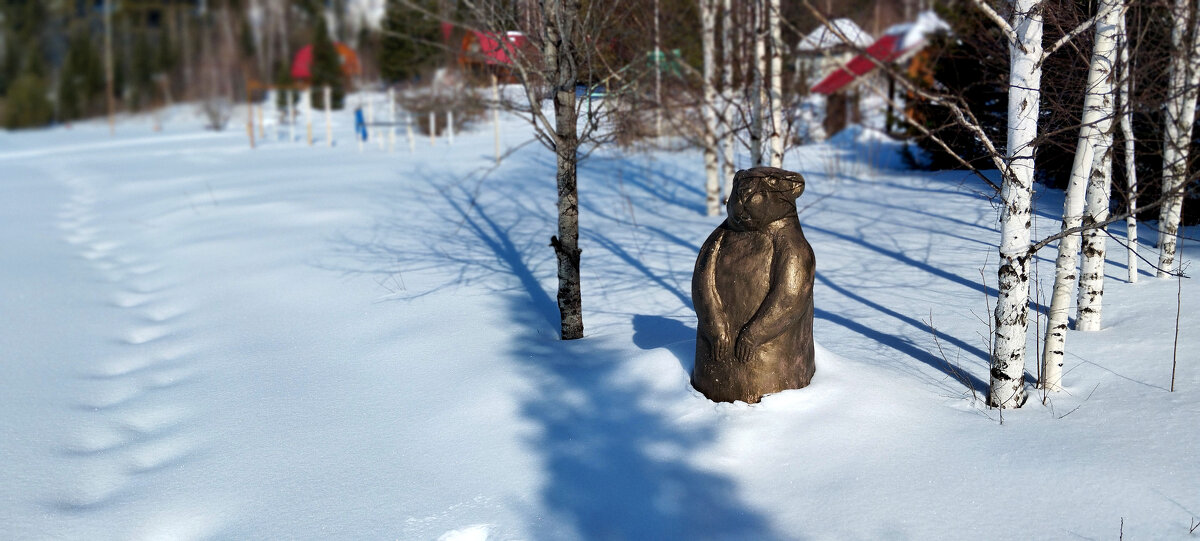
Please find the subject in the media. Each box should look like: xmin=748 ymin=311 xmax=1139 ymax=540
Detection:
xmin=1157 ymin=0 xmax=1200 ymax=276
xmin=447 ymin=110 xmax=455 ymax=145
xmin=700 ymin=0 xmax=722 ymax=216
xmin=429 ymin=111 xmax=437 ymax=146
xmin=1040 ymin=0 xmax=1121 ymax=390
xmin=767 ymin=0 xmax=784 ymax=168
xmin=1076 ymin=147 xmax=1115 ymax=331
xmin=720 ymin=0 xmax=736 ymax=201
xmin=750 ymin=0 xmax=765 ymax=167
xmin=1119 ymin=13 xmax=1138 ymax=283
xmin=990 ymin=0 xmax=1043 ymax=409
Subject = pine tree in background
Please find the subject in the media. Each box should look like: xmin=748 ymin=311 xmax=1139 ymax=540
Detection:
xmin=132 ymin=28 xmax=156 ymax=110
xmin=58 ymin=24 xmax=105 ymax=121
xmin=310 ymin=13 xmax=344 ymax=109
xmin=275 ymin=61 xmax=296 ymax=109
xmin=5 ymin=73 xmax=53 ymax=128
xmin=380 ymin=0 xmax=441 ymax=83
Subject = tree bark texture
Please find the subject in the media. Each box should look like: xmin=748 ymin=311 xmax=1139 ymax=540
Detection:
xmin=1119 ymin=12 xmax=1139 ymax=284
xmin=1041 ymin=0 xmax=1120 ymax=390
xmin=750 ymin=0 xmax=765 ymax=167
xmin=768 ymin=0 xmax=784 ymax=168
xmin=720 ymin=0 xmax=736 ymax=201
xmin=700 ymin=0 xmax=723 ymax=216
xmin=1157 ymin=0 xmax=1200 ymax=276
xmin=990 ymin=0 xmax=1043 ymax=409
xmin=544 ymin=0 xmax=585 ymax=340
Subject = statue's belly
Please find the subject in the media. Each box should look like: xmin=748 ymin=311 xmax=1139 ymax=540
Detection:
xmin=713 ymin=230 xmax=772 ymax=328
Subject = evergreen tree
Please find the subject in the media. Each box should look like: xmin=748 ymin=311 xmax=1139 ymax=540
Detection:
xmin=58 ymin=25 xmax=105 ymax=121
xmin=131 ymin=29 xmax=156 ymax=110
xmin=4 ymin=73 xmax=54 ymax=128
xmin=275 ymin=61 xmax=296 ymax=109
xmin=380 ymin=0 xmax=441 ymax=83
xmin=309 ymin=14 xmax=344 ymax=109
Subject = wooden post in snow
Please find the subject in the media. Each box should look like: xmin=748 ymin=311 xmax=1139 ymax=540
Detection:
xmin=246 ymin=88 xmax=256 ymax=149
xmin=324 ymin=85 xmax=333 ymax=147
xmin=305 ymin=89 xmax=313 ymax=146
xmin=447 ymin=110 xmax=455 ymax=145
xmin=406 ymin=110 xmax=416 ymax=153
xmin=288 ymin=90 xmax=296 ymax=143
xmin=388 ymin=87 xmax=397 ymax=153
xmin=429 ymin=111 xmax=436 ymax=146
xmin=492 ymin=74 xmax=501 ymax=165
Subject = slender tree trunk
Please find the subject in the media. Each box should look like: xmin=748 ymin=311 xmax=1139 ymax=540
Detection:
xmin=654 ymin=0 xmax=663 ymax=138
xmin=1040 ymin=0 xmax=1121 ymax=390
xmin=720 ymin=0 xmax=736 ymax=201
xmin=750 ymin=0 xmax=765 ymax=167
xmin=104 ymin=0 xmax=115 ymax=135
xmin=1119 ymin=12 xmax=1138 ymax=284
xmin=767 ymin=0 xmax=784 ymax=167
xmin=1157 ymin=0 xmax=1200 ymax=276
xmin=700 ymin=0 xmax=722 ymax=216
xmin=990 ymin=0 xmax=1043 ymax=409
xmin=545 ymin=0 xmax=584 ymax=340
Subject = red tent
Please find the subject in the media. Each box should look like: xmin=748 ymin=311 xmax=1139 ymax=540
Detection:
xmin=291 ymin=43 xmax=361 ymax=80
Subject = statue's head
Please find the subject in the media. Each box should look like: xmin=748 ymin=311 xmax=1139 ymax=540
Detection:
xmin=727 ymin=167 xmax=805 ymax=231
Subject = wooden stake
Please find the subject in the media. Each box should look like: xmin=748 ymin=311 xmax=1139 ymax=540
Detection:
xmin=388 ymin=87 xmax=396 ymax=153
xmin=492 ymin=74 xmax=501 ymax=165
xmin=324 ymin=86 xmax=333 ymax=147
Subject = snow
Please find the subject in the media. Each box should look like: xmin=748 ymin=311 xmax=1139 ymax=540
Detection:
xmin=796 ymin=19 xmax=873 ymax=52
xmin=1 ymin=97 xmax=1198 ymax=540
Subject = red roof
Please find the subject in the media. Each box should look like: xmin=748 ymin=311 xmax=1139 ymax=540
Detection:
xmin=462 ymin=31 xmax=528 ymax=65
xmin=811 ymin=34 xmax=905 ymax=95
xmin=291 ymin=43 xmax=361 ymax=80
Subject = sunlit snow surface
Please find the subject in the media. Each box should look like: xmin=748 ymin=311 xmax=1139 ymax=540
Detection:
xmin=1 ymin=99 xmax=1196 ymax=540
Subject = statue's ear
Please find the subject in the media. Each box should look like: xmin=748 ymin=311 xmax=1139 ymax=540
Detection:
xmin=789 ymin=174 xmax=806 ymax=199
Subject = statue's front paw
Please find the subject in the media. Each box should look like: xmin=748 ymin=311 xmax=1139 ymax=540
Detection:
xmin=734 ymin=335 xmax=759 ymax=364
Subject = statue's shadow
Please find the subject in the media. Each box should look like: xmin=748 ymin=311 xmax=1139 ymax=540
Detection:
xmin=632 ymin=314 xmax=696 ymax=376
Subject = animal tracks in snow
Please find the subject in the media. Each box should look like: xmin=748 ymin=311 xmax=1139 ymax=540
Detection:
xmin=52 ymin=174 xmax=208 ymax=516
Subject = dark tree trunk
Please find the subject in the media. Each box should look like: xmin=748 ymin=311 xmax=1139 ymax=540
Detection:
xmin=544 ymin=0 xmax=584 ymax=340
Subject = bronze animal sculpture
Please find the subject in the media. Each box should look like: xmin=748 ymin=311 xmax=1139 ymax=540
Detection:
xmin=692 ymin=167 xmax=816 ymax=403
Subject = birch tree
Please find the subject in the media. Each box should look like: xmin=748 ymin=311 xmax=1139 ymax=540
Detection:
xmin=987 ymin=0 xmax=1044 ymax=408
xmin=750 ymin=0 xmax=766 ymax=167
xmin=1118 ymin=10 xmax=1138 ymax=284
xmin=1157 ymin=0 xmax=1200 ymax=276
xmin=1040 ymin=0 xmax=1122 ymax=391
xmin=700 ymin=0 xmax=723 ymax=216
xmin=767 ymin=0 xmax=784 ymax=167
xmin=720 ymin=0 xmax=736 ymax=199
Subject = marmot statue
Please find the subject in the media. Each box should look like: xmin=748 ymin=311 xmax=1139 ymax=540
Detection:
xmin=692 ymin=167 xmax=816 ymax=403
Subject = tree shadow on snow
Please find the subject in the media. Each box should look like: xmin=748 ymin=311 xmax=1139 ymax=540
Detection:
xmin=452 ymin=195 xmax=782 ymax=540
xmin=333 ymin=173 xmax=784 ymax=540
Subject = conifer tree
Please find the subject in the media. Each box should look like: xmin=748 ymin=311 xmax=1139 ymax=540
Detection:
xmin=310 ymin=13 xmax=344 ymax=109
xmin=58 ymin=25 xmax=105 ymax=121
xmin=380 ymin=0 xmax=440 ymax=83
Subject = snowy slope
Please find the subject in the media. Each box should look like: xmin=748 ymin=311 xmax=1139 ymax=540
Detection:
xmin=0 ymin=101 xmax=1196 ymax=540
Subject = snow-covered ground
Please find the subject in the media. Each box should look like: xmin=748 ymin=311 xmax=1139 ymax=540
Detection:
xmin=1 ymin=100 xmax=1197 ymax=540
